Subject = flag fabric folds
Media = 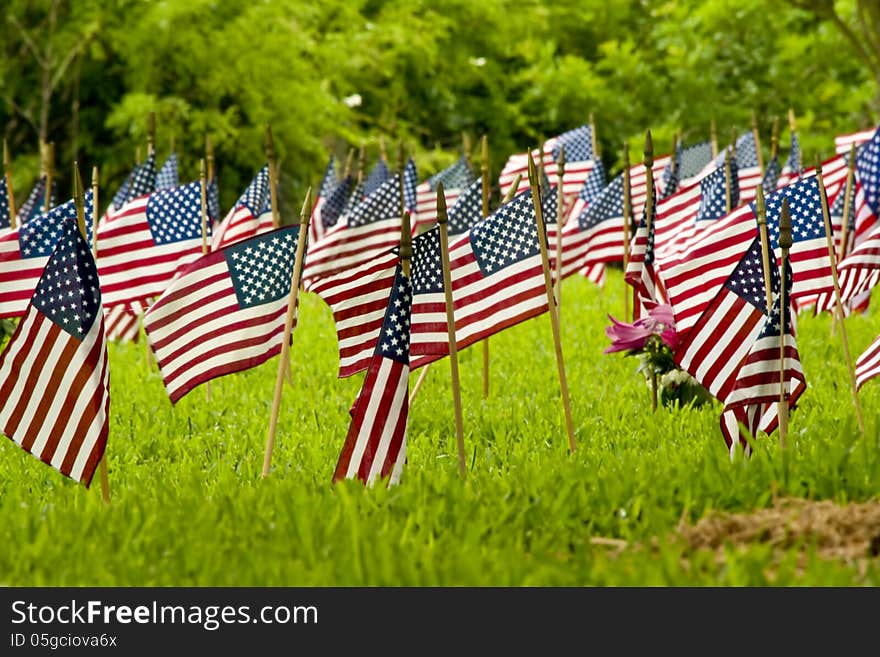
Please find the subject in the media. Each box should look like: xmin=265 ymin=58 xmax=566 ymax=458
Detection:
xmin=155 ymin=152 xmax=180 ymax=190
xmin=363 ymin=159 xmax=391 ymax=198
xmin=0 ymin=192 xmax=94 ymax=318
xmin=414 ymin=157 xmax=474 ymax=229
xmin=144 ymin=226 xmax=300 ymax=403
xmin=855 ymin=333 xmax=880 ymax=390
xmin=212 ymin=165 xmax=273 ymax=251
xmin=0 ymin=176 xmax=11 ymax=232
xmin=333 ymin=263 xmax=410 ymax=486
xmin=97 ymin=181 xmax=208 ymax=307
xmin=0 ymin=220 xmax=109 ymax=486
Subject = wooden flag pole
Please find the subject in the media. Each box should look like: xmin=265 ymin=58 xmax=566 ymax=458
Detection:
xmin=480 ymin=134 xmax=491 ymax=400
xmin=837 ymin=144 xmax=857 ymax=265
xmin=147 ymin=111 xmax=156 ymax=157
xmin=265 ymin=126 xmax=281 ymax=229
xmin=462 ymin=131 xmax=473 ymax=171
xmin=755 ymin=185 xmax=774 ymax=315
xmin=205 ymin=135 xmax=214 ymax=182
xmin=751 ymin=111 xmax=764 ymax=175
xmin=379 ymin=137 xmax=387 ymax=163
xmin=816 ymin=162 xmax=865 ymax=432
xmin=710 ymin=118 xmax=718 ymax=158
xmin=643 ymin=131 xmax=658 ymax=410
xmin=788 ymin=108 xmax=797 ymax=135
xmin=357 ymin=145 xmax=366 ymax=185
xmin=527 ymin=152 xmax=576 ymax=452
xmin=770 ymin=118 xmax=780 ymax=161
xmin=622 ymin=142 xmax=632 ymax=323
xmin=590 ymin=113 xmax=598 ymax=160
xmin=74 ymin=162 xmax=110 ymax=503
xmin=91 ymin=166 xmax=99 ymax=258
xmin=724 ymin=144 xmax=733 ymax=214
xmin=342 ymin=148 xmax=355 ymax=179
xmin=435 ymin=181 xmax=467 ymax=479
xmin=554 ymin=146 xmax=565 ymax=315
xmin=778 ymin=200 xmax=791 ymax=447
xmin=44 ymin=141 xmax=54 ymax=213
xmin=262 ymin=188 xmax=311 ymax=478
xmin=4 ymin=139 xmax=16 ymax=228
xmin=199 ymin=159 xmax=212 ymax=402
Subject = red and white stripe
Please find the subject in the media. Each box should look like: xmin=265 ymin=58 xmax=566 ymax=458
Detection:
xmin=213 ymin=203 xmax=273 ymax=251
xmin=414 ymin=182 xmax=464 ymax=232
xmin=302 ymin=217 xmax=402 ymax=286
xmin=835 ymin=127 xmax=877 ymax=154
xmin=409 ymin=231 xmax=549 ymax=370
xmin=0 ymin=301 xmax=109 ymax=485
xmin=307 ymin=251 xmax=399 ymax=378
xmin=103 ymin=303 xmax=140 ymax=342
xmin=97 ymin=194 xmax=205 ymax=307
xmin=0 ymin=232 xmax=55 ymax=319
xmin=144 ymin=231 xmax=297 ymax=403
xmin=855 ymin=333 xmax=880 ymax=390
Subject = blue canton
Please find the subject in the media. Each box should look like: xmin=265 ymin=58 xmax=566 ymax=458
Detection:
xmin=447 ymin=178 xmax=483 ymax=236
xmin=830 ymin=178 xmax=856 ymax=230
xmin=639 ymin=184 xmax=658 ymax=266
xmin=469 ymin=189 xmax=538 ymax=276
xmin=376 ymin=265 xmax=412 ymax=364
xmin=341 ymin=182 xmax=365 ymax=218
xmin=856 ymin=128 xmax=880 ymax=217
xmin=128 ymin=151 xmax=156 ymax=202
xmin=427 ymin=157 xmax=474 ymax=191
xmin=0 ymin=176 xmax=9 ymax=229
xmin=19 ymin=191 xmax=94 ymax=258
xmin=579 ymin=159 xmax=606 ymax=204
xmin=404 ymin=158 xmax=418 ymax=213
xmin=145 ymin=181 xmax=207 ymax=245
xmin=761 ymin=155 xmax=781 ymax=192
xmin=578 ymin=174 xmax=624 ymax=232
xmin=318 ymin=156 xmax=339 ymax=199
xmin=696 ymin=165 xmax=731 ymax=222
xmin=321 ymin=176 xmax=353 ymax=229
xmin=363 ymin=159 xmax=391 ymax=198
xmin=758 ymin=177 xmax=825 ymax=249
xmin=542 ymin=186 xmax=559 ymax=225
xmin=758 ymin=260 xmax=793 ymax=339
xmin=660 ymin=145 xmax=680 ymax=200
xmin=784 ymin=132 xmax=801 ymax=177
xmin=156 ymin=152 xmax=179 ymax=190
xmin=225 ymin=226 xmax=298 ymax=309
xmin=679 ymin=141 xmax=714 ymax=180
xmin=723 ymin=238 xmax=780 ymax=316
xmin=208 ymin=178 xmax=220 ymax=223
xmin=112 ymin=170 xmax=133 ymax=211
xmin=552 ymin=125 xmax=593 ymax=162
xmin=412 ymin=227 xmax=443 ymax=295
xmin=239 ymin=165 xmax=271 ymax=217
xmin=32 ymin=222 xmax=100 ymax=340
xmin=348 ymin=175 xmax=400 ymax=228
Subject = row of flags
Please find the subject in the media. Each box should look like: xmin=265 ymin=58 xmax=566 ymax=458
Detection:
xmin=1 ymin=119 xmax=879 ymax=492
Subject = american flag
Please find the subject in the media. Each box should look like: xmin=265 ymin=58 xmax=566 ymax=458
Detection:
xmin=340 ymin=180 xmax=365 ymax=218
xmin=97 ymin=181 xmax=208 ymax=307
xmin=404 ymin=157 xmax=418 ymax=215
xmin=363 ymin=158 xmax=391 ymax=197
xmin=311 ymin=175 xmax=353 ymax=242
xmin=414 ymin=157 xmax=474 ymax=229
xmin=694 ymin=132 xmax=761 ymax=202
xmin=719 ymin=261 xmax=806 ymax=450
xmin=144 ymin=226 xmax=300 ymax=403
xmin=0 ymin=192 xmax=94 ymax=318
xmin=660 ymin=143 xmax=681 ymax=199
xmin=333 ymin=263 xmax=410 ymax=486
xmin=835 ymin=127 xmax=877 ymax=154
xmin=855 ymin=332 xmax=880 ymax=390
xmin=0 ymin=176 xmax=10 ymax=232
xmin=498 ymin=124 xmax=595 ymax=199
xmin=696 ymin=162 xmax=736 ymax=222
xmin=310 ymin=156 xmax=340 ymax=243
xmin=308 ymin=250 xmax=399 ymax=378
xmin=16 ymin=176 xmax=53 ymax=225
xmin=0 ymin=220 xmax=108 ymax=486
xmin=408 ymin=190 xmax=549 ymax=369
xmin=559 ymin=171 xmax=624 ymax=279
xmin=103 ymin=300 xmax=143 ymax=343
xmin=155 ymin=152 xmax=179 ymax=190
xmin=761 ymin=154 xmax=781 ymax=192
xmin=446 ymin=178 xmax=484 ymax=236
xmin=625 ymin=181 xmax=662 ymax=310
xmin=302 ymin=174 xmax=403 ymax=286
xmin=110 ymin=169 xmax=134 ymax=213
xmin=677 ymin=141 xmax=715 ymax=187
xmin=212 ymin=165 xmax=273 ymax=251
xmin=207 ymin=176 xmax=220 ymax=224
xmin=318 ymin=155 xmax=339 ymax=199
xmin=777 ymin=132 xmax=801 ymax=188
xmin=127 ymin=151 xmax=157 ymax=203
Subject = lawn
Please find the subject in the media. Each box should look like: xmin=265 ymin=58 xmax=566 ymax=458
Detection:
xmin=1 ymin=268 xmax=879 ymax=585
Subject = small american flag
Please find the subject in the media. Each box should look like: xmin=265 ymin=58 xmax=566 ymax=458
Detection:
xmin=677 ymin=141 xmax=715 ymax=187
xmin=408 ymin=190 xmax=549 ymax=369
xmin=16 ymin=177 xmax=53 ymax=225
xmin=333 ymin=263 xmax=410 ymax=486
xmin=155 ymin=152 xmax=179 ymax=190
xmin=110 ymin=169 xmax=134 ymax=213
xmin=761 ymin=154 xmax=781 ymax=192
xmin=625 ymin=181 xmax=662 ymax=310
xmin=212 ymin=165 xmax=273 ymax=251
xmin=835 ymin=127 xmax=877 ymax=155
xmin=144 ymin=226 xmax=301 ymax=403
xmin=777 ymin=132 xmax=801 ymax=188
xmin=446 ymin=178 xmax=484 ymax=236
xmin=363 ymin=158 xmax=391 ymax=197
xmin=855 ymin=332 xmax=880 ymax=390
xmin=311 ymin=175 xmax=353 ymax=242
xmin=560 ymin=172 xmax=624 ymax=279
xmin=103 ymin=301 xmax=142 ymax=343
xmin=97 ymin=181 xmax=208 ymax=307
xmin=127 ymin=151 xmax=157 ymax=203
xmin=0 ymin=220 xmax=108 ymax=486
xmin=318 ymin=155 xmax=339 ymax=199
xmin=303 ymin=174 xmax=403 ymax=286
xmin=0 ymin=176 xmax=10 ymax=231
xmin=414 ymin=157 xmax=474 ymax=229
xmin=308 ymin=250 xmax=399 ymax=378
xmin=694 ymin=133 xmax=761 ymax=202
xmin=720 ymin=262 xmax=806 ymax=451
xmin=660 ymin=143 xmax=681 ymax=200
xmin=696 ymin=161 xmax=736 ymax=222
xmin=404 ymin=157 xmax=418 ymax=214
xmin=0 ymin=192 xmax=94 ymax=318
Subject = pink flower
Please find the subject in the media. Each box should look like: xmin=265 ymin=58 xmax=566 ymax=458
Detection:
xmin=604 ymin=304 xmax=679 ymax=354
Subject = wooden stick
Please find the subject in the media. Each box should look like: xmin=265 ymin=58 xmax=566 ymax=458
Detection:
xmin=622 ymin=142 xmax=633 ymax=323
xmin=754 ymin=185 xmax=774 ymax=315
xmin=770 ymin=118 xmax=780 ymax=161
xmin=816 ymin=162 xmax=865 ymax=432
xmin=837 ymin=144 xmax=857 ymax=265
xmin=409 ymin=366 xmax=431 ymax=405
xmin=590 ymin=112 xmax=598 ymax=160
xmin=379 ymin=137 xmax=387 ymax=163
xmin=710 ymin=118 xmax=718 ymax=158
xmin=554 ymin=145 xmax=565 ymax=315
xmin=778 ymin=200 xmax=791 ymax=447
xmin=262 ymin=188 xmax=311 ymax=478
xmin=74 ymin=162 xmax=110 ymax=503
xmin=205 ymin=134 xmax=214 ymax=182
xmin=751 ymin=110 xmax=764 ymax=175
xmin=199 ymin=159 xmax=211 ymax=403
xmin=435 ymin=182 xmax=467 ymax=478
xmin=724 ymin=145 xmax=733 ymax=214
xmin=357 ymin=145 xmax=366 ymax=185
xmin=91 ymin=166 xmax=99 ymax=258
xmin=4 ymin=139 xmax=16 ymax=228
xmin=480 ymin=134 xmax=490 ymax=400
xmin=44 ymin=141 xmax=54 ymax=212
xmin=643 ymin=131 xmax=657 ymax=407
xmin=342 ymin=148 xmax=355 ymax=179
xmin=266 ymin=126 xmax=281 ymax=229
xmin=527 ymin=152 xmax=576 ymax=452
xmin=462 ymin=131 xmax=473 ymax=171
xmin=788 ymin=107 xmax=797 ymax=134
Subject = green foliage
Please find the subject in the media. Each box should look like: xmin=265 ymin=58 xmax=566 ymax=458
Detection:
xmin=0 ymin=271 xmax=879 ymax=585
xmin=0 ymin=0 xmax=878 ymax=216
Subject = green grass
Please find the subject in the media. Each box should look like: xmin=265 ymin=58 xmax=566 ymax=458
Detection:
xmin=1 ymin=269 xmax=879 ymax=585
